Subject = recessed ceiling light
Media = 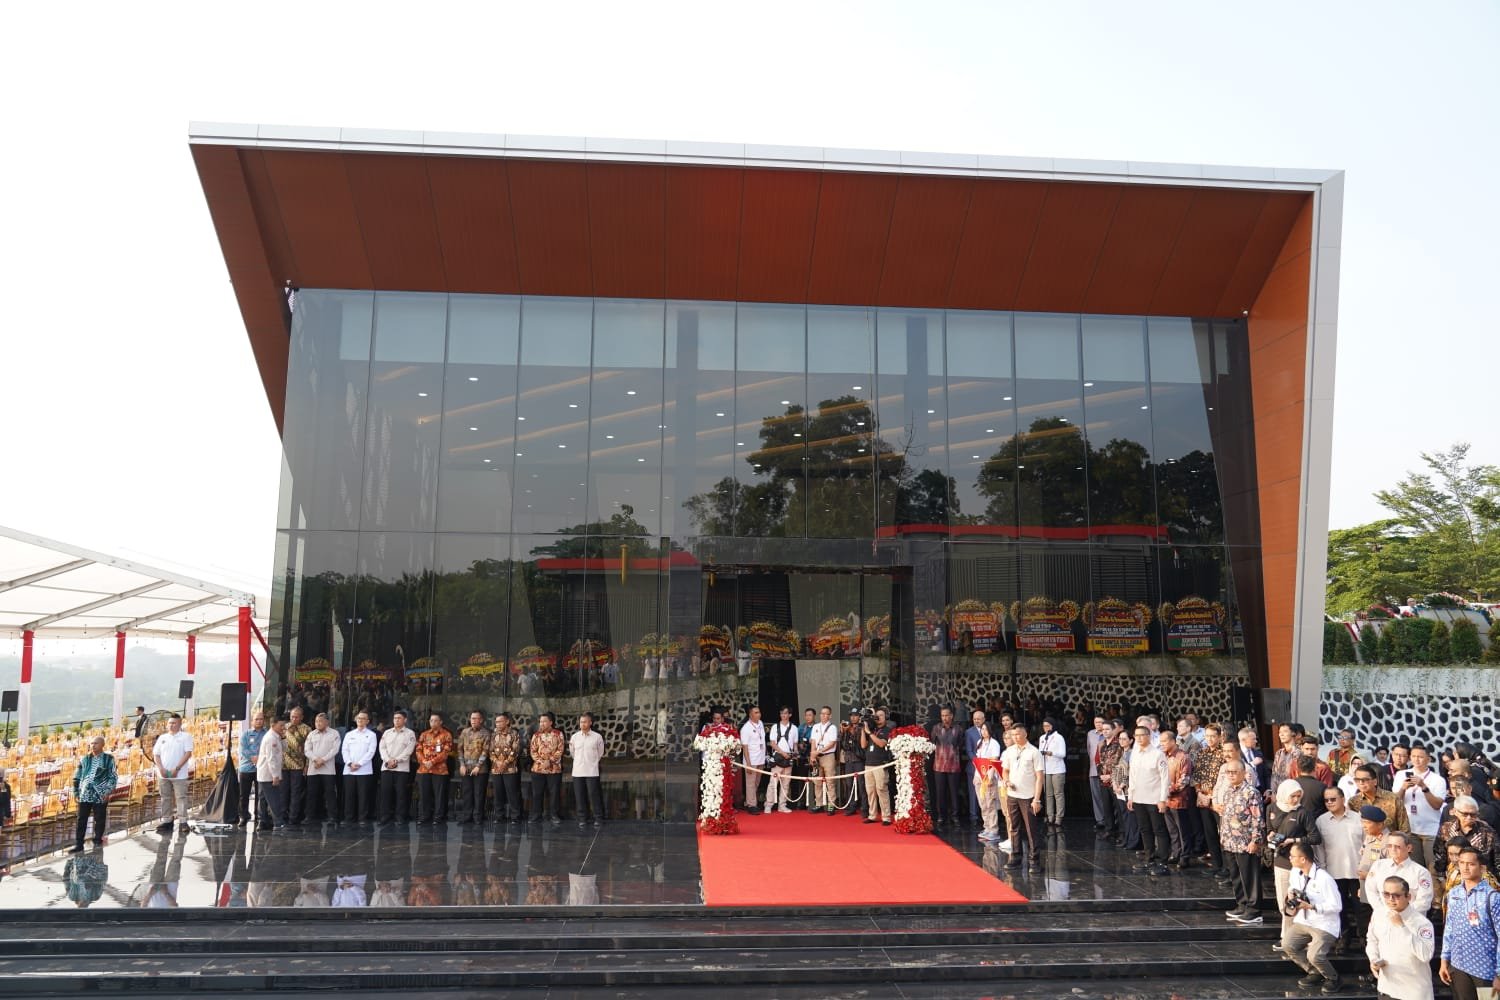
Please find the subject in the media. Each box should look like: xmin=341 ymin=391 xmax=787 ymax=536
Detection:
xmin=852 ymin=385 xmax=862 ymax=390
xmin=715 ymin=412 xmax=725 ymax=417
xmin=793 ymin=432 xmax=802 ymax=438
xmin=637 ymin=458 xmax=646 ymax=463
xmin=986 ymin=429 xmax=994 ymax=433
xmin=516 ymin=452 xmax=523 ymax=457
xmin=558 ymin=444 xmax=567 ymax=449
xmin=605 ymin=434 xmax=615 ymax=439
xmin=626 ymin=390 xmax=637 ymax=395
xmin=781 ymin=400 xmax=791 ymax=405
xmin=1140 ymin=405 xmax=1149 ymax=410
xmin=1003 ymin=396 xmax=1012 ymax=401
xmin=1084 ymin=382 xmax=1094 ymax=387
xmin=468 ymin=377 xmax=478 ymax=382
xmin=468 ymin=426 xmax=478 ymax=431
xmin=858 ymin=448 xmax=866 ymax=453
xmin=737 ymin=442 xmax=745 ymax=447
xmin=856 ymin=421 xmax=865 ymax=427
xmin=417 ymin=392 xmax=429 ymax=398
xmin=1017 ymin=464 xmax=1025 ymax=469
xmin=927 ymin=409 xmax=936 ymax=414
xmin=972 ymin=454 xmax=980 ymax=459
xmin=568 ymin=403 xmax=579 ymax=408
xmin=518 ymin=416 xmax=526 ymax=421
xmin=483 ymin=458 xmax=492 ymax=464
xmin=658 ymin=424 xmax=666 ymax=429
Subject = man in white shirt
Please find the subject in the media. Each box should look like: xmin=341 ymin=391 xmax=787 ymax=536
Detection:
xmin=738 ymin=706 xmax=767 ymax=815
xmin=378 ymin=709 xmax=416 ymax=825
xmin=1037 ymin=717 xmax=1067 ymax=829
xmin=810 ymin=706 xmax=840 ymax=814
xmin=340 ymin=712 xmax=378 ymax=825
xmin=1086 ymin=715 xmax=1111 ymax=837
xmin=768 ymin=708 xmax=798 ymax=813
xmin=255 ymin=717 xmax=287 ymax=831
xmin=1128 ymin=724 xmax=1172 ymax=875
xmin=303 ymin=713 xmax=341 ymax=825
xmin=1001 ymin=725 xmax=1044 ymax=871
xmin=152 ymin=713 xmax=194 ymax=835
xmin=1314 ymin=785 xmax=1366 ymax=950
xmin=1281 ymin=842 xmax=1343 ymax=992
xmin=1394 ymin=746 xmax=1447 ymax=872
xmin=1367 ymin=831 xmax=1434 ymax=918
xmin=1366 ymin=873 xmax=1436 ymax=1000
xmin=568 ymin=712 xmax=606 ymax=829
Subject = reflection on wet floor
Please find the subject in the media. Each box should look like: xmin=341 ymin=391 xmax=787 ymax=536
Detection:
xmin=0 ymin=817 xmax=1230 ymax=909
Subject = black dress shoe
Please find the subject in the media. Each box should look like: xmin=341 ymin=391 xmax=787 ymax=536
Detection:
xmin=863 ymin=818 xmax=878 ymax=824
xmin=156 ymin=823 xmax=174 ymax=835
xmin=68 ymin=846 xmax=85 ymax=854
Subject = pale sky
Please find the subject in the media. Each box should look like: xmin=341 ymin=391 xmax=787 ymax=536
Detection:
xmin=1 ymin=0 xmax=1496 ymax=601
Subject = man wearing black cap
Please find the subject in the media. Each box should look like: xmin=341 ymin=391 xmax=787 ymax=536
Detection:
xmin=838 ymin=708 xmax=866 ymax=817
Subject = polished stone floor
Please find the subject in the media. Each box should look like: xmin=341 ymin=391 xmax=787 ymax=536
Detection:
xmin=0 ymin=813 xmax=1231 ymax=909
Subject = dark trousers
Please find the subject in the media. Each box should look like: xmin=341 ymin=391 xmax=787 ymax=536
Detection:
xmin=342 ymin=774 xmax=374 ymax=822
xmin=1115 ymin=796 xmax=1140 ymax=848
xmin=1090 ymin=776 xmax=1113 ymax=830
xmin=236 ymin=772 xmax=256 ymax=823
xmin=74 ymin=801 xmax=107 ymax=847
xmin=460 ymin=772 xmax=488 ymax=821
xmin=1200 ymin=804 xmax=1224 ymax=871
xmin=1135 ymin=802 xmax=1169 ymax=863
xmin=1163 ymin=806 xmax=1186 ymax=860
xmin=378 ymin=769 xmax=411 ymax=823
xmin=1449 ymin=967 xmax=1486 ymax=1000
xmin=842 ymin=764 xmax=866 ymax=815
xmin=1335 ymin=877 xmax=1365 ymax=945
xmin=306 ymin=774 xmax=339 ymax=822
xmin=286 ymin=770 xmax=307 ymax=824
xmin=1181 ymin=798 xmax=1206 ymax=853
xmin=257 ymin=780 xmax=285 ymax=827
xmin=490 ymin=771 xmax=521 ymax=820
xmin=933 ymin=770 xmax=963 ymax=823
xmin=573 ymin=775 xmax=603 ymax=823
xmin=417 ymin=773 xmax=448 ymax=822
xmin=1005 ymin=797 xmax=1042 ymax=861
xmin=1229 ymin=850 xmax=1262 ymax=909
xmin=533 ymin=772 xmax=562 ymax=820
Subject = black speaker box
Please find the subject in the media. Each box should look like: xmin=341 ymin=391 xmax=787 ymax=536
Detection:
xmin=178 ymin=680 xmax=195 ymax=700
xmin=219 ymin=682 xmax=249 ymax=722
xmin=0 ymin=690 xmax=17 ymax=713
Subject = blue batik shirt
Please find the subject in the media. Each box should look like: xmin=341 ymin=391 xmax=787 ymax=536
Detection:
xmin=73 ymin=752 xmax=118 ymax=804
xmin=239 ymin=727 xmax=265 ymax=774
xmin=1443 ymin=878 xmax=1500 ymax=981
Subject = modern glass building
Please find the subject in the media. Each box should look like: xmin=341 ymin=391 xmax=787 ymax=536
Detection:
xmin=191 ymin=125 xmax=1342 ymax=817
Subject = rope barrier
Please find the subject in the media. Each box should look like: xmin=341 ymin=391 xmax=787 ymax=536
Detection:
xmin=730 ymin=758 xmax=899 ymax=780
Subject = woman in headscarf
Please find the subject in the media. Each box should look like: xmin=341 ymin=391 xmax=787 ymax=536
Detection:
xmin=1267 ymin=778 xmax=1321 ymax=940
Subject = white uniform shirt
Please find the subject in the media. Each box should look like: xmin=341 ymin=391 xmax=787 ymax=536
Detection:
xmin=1038 ymin=731 xmax=1067 ymax=775
xmin=1365 ymin=904 xmax=1436 ymax=1000
xmin=379 ymin=727 xmax=416 ymax=773
xmin=1393 ymin=768 xmax=1447 ymax=836
xmin=811 ymin=721 xmax=839 ymax=758
xmin=769 ymin=723 xmax=797 ymax=766
xmin=1289 ymin=863 xmax=1343 ymax=937
xmin=304 ymin=728 xmax=341 ymax=776
xmin=1002 ymin=743 xmax=1043 ymax=799
xmin=1315 ymin=809 xmax=1365 ymax=879
xmin=340 ymin=727 xmax=377 ymax=776
xmin=1128 ymin=744 xmax=1170 ymax=805
xmin=255 ymin=729 xmax=284 ymax=782
xmin=1366 ymin=856 xmax=1434 ymax=916
xmin=739 ymin=720 xmax=767 ymax=766
xmin=569 ymin=730 xmax=605 ymax=777
xmin=153 ymin=730 xmax=195 ymax=777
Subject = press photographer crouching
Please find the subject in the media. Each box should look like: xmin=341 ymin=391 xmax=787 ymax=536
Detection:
xmin=1281 ymin=841 xmax=1343 ymax=994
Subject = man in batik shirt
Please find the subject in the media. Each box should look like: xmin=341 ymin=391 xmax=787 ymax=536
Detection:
xmin=282 ymin=707 xmax=311 ymax=826
xmin=530 ymin=712 xmax=566 ymax=826
xmin=1220 ymin=758 xmax=1264 ymax=924
xmin=71 ymin=736 xmax=117 ymax=852
xmin=456 ymin=710 xmax=491 ymax=824
xmin=488 ymin=712 xmax=523 ymax=823
xmin=415 ymin=713 xmax=453 ymax=825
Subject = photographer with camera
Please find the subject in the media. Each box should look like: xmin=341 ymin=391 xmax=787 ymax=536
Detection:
xmin=1268 ymin=780 xmax=1322 ymax=942
xmin=767 ymin=707 xmax=798 ymax=814
xmin=860 ymin=708 xmax=893 ymax=825
xmin=838 ymin=708 xmax=867 ymax=817
xmin=1281 ymin=842 xmax=1343 ymax=994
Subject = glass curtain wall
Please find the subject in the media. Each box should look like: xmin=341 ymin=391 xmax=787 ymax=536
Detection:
xmin=270 ymin=290 xmax=1261 ymax=817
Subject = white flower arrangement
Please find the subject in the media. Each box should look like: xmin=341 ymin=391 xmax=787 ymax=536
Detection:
xmin=693 ymin=732 xmax=742 ymax=824
xmin=889 ymin=734 xmax=935 ymax=822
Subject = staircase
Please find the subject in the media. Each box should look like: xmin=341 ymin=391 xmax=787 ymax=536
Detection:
xmin=0 ymin=898 xmax=1395 ymax=997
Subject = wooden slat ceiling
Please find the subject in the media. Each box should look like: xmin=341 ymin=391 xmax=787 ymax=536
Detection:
xmin=190 ymin=145 xmax=1310 ymax=432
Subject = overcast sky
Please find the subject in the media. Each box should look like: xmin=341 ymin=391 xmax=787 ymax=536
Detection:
xmin=1 ymin=1 xmax=1495 ymax=607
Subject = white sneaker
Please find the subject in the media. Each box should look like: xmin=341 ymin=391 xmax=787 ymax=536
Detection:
xmin=998 ymin=840 xmax=1012 ymax=851
xmin=779 ymin=806 xmax=791 ymax=813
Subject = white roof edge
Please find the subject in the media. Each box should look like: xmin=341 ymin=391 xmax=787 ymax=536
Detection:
xmin=0 ymin=524 xmax=252 ymax=605
xmin=188 ymin=122 xmax=1341 ymax=192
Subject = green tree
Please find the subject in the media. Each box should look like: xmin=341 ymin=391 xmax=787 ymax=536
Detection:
xmin=1323 ymin=622 xmax=1340 ymax=662
xmin=1451 ymin=617 xmax=1484 ymax=662
xmin=1357 ymin=623 xmax=1380 ymax=664
xmin=531 ymin=506 xmax=656 ymax=560
xmin=1325 ymin=520 xmax=1425 ymax=616
xmin=1378 ymin=623 xmax=1398 ymax=664
xmin=1375 ymin=444 xmax=1500 ymax=600
xmin=1427 ymin=620 xmax=1451 ymax=664
xmin=1332 ymin=625 xmax=1356 ymax=664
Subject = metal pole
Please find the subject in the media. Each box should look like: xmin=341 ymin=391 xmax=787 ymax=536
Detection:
xmin=113 ymin=631 xmax=126 ymax=729
xmin=18 ymin=629 xmax=34 ymax=743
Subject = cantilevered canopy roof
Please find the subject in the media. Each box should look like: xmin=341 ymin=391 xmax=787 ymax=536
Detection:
xmin=189 ymin=124 xmax=1333 ymax=434
xmin=0 ymin=525 xmax=259 ymax=643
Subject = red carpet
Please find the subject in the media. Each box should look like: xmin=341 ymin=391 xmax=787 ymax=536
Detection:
xmin=697 ymin=810 xmax=1028 ymax=906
